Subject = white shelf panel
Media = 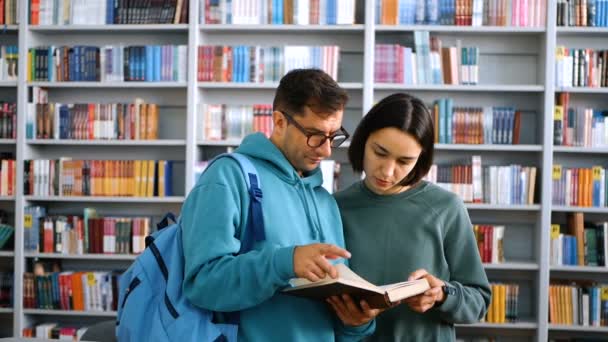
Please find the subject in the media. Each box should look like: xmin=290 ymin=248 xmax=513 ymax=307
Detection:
xmin=435 ymin=144 xmax=542 ymax=152
xmin=0 ymin=251 xmax=14 ymax=258
xmin=25 ymin=253 xmax=138 ymax=261
xmin=554 ymin=146 xmax=608 ymax=154
xmin=0 ymin=196 xmax=15 ymax=201
xmin=0 ymin=139 xmax=16 ymax=144
xmin=27 ymin=139 xmax=187 ymax=146
xmin=29 ymin=24 xmax=189 ymax=32
xmin=24 ymin=309 xmax=117 ymax=317
xmin=557 ymin=27 xmax=608 ymax=34
xmin=552 ymin=206 xmax=608 ymax=214
xmin=0 ymin=81 xmax=17 ymax=87
xmin=1 ymin=25 xmax=18 ymax=31
xmin=0 ymin=308 xmax=13 ymax=314
xmin=548 ymin=324 xmax=608 ymax=333
xmin=555 ymin=87 xmax=608 ymax=93
xmin=201 ymin=24 xmax=364 ymax=32
xmin=456 ymin=321 xmax=538 ymax=329
xmin=465 ymin=204 xmax=541 ymax=211
xmin=374 ymin=84 xmax=544 ymax=92
xmin=197 ymin=139 xmax=351 ymax=148
xmin=199 ymin=82 xmax=363 ymax=89
xmin=29 ymin=82 xmax=187 ymax=88
xmin=24 ymin=196 xmax=185 ymax=203
xmin=550 ymin=265 xmax=608 ymax=274
xmin=376 ymin=25 xmax=546 ymax=33
xmin=484 ymin=262 xmax=539 ymax=271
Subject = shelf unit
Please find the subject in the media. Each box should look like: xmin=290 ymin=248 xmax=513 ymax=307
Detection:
xmin=0 ymin=0 xmax=605 ymax=340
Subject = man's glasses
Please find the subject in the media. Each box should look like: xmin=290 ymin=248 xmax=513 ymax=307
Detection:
xmin=279 ymin=110 xmax=349 ymax=148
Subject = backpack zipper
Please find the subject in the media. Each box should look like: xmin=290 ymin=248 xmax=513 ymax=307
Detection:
xmin=121 ymin=277 xmax=141 ymax=309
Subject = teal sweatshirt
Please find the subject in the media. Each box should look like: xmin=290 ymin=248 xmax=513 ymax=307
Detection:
xmin=181 ymin=133 xmax=375 ymax=342
xmin=335 ymin=181 xmax=491 ymax=342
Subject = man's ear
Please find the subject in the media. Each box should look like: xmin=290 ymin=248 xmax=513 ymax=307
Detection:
xmin=272 ymin=110 xmax=287 ymax=132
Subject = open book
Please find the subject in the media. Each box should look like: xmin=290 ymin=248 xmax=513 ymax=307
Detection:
xmin=282 ymin=264 xmax=430 ymax=309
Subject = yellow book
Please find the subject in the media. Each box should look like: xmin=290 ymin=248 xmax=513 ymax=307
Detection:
xmin=487 ymin=284 xmax=495 ymax=323
xmin=146 ymin=160 xmax=155 ymax=197
xmin=139 ymin=160 xmax=147 ymax=197
xmin=157 ymin=160 xmax=166 ymax=197
xmin=498 ymin=284 xmax=506 ymax=324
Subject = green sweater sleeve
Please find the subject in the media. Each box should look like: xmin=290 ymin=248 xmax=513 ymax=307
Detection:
xmin=433 ymin=200 xmax=491 ymax=323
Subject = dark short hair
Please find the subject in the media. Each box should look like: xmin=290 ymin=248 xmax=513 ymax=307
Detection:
xmin=348 ymin=93 xmax=434 ymax=186
xmin=273 ymin=69 xmax=349 ymax=117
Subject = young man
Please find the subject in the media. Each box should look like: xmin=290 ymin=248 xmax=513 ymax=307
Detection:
xmin=181 ymin=69 xmax=378 ymax=341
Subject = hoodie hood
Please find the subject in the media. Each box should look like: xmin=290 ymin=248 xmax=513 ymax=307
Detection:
xmin=235 ymin=133 xmax=324 ymax=188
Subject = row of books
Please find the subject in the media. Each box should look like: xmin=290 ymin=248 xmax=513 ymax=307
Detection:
xmin=28 ymin=100 xmax=160 ymax=141
xmin=425 ymin=156 xmax=537 ymax=205
xmin=0 ymin=223 xmax=13 ymax=250
xmin=30 ymin=0 xmax=189 ymax=25
xmin=555 ymin=47 xmax=608 ymax=88
xmin=0 ymin=0 xmax=17 ymax=25
xmin=0 ymin=159 xmax=15 ymax=196
xmin=554 ymin=106 xmax=608 ymax=148
xmin=0 ymin=102 xmax=16 ymax=139
xmin=483 ymin=283 xmax=519 ymax=324
xmin=550 ymin=212 xmax=608 ymax=267
xmin=0 ymin=45 xmax=18 ymax=81
xmin=23 ymin=270 xmax=119 ymax=312
xmin=551 ymin=166 xmax=608 ymax=207
xmin=28 ymin=45 xmax=188 ymax=82
xmin=23 ymin=324 xmax=88 ymax=341
xmin=0 ymin=272 xmax=11 ymax=308
xmin=202 ymin=0 xmax=356 ymax=24
xmin=24 ymin=207 xmax=152 ymax=254
xmin=432 ymin=100 xmax=522 ymax=145
xmin=374 ymin=36 xmax=479 ymax=85
xmin=376 ymin=0 xmax=546 ymax=27
xmin=548 ymin=283 xmax=608 ymax=326
xmin=23 ymin=159 xmax=175 ymax=197
xmin=197 ymin=45 xmax=340 ymax=82
xmin=474 ymin=225 xmax=505 ymax=264
xmin=201 ymin=103 xmax=273 ymax=140
xmin=557 ymin=0 xmax=608 ymax=27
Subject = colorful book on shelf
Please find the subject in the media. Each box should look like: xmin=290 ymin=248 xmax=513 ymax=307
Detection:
xmin=283 ymin=263 xmax=430 ymax=309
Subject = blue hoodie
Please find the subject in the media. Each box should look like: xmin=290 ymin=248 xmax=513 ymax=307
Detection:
xmin=181 ymin=133 xmax=375 ymax=341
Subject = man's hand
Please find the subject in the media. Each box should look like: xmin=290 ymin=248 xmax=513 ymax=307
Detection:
xmin=293 ymin=243 xmax=351 ymax=282
xmin=327 ymin=295 xmax=382 ymax=326
xmin=402 ymin=269 xmax=446 ymax=313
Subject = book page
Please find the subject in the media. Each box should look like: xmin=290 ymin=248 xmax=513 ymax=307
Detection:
xmin=288 ymin=263 xmax=379 ymax=291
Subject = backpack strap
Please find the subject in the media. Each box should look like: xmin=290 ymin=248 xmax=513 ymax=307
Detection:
xmin=205 ymin=152 xmax=266 ymax=254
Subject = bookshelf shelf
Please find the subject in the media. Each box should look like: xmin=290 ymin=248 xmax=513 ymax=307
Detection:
xmin=556 ymin=27 xmax=608 ymax=34
xmin=553 ymin=146 xmax=608 ymax=154
xmin=550 ymin=266 xmax=608 ymax=274
xmin=0 ymin=139 xmax=16 ymax=144
xmin=554 ymin=87 xmax=608 ymax=94
xmin=455 ymin=321 xmax=538 ymax=330
xmin=435 ymin=144 xmax=542 ymax=152
xmin=23 ymin=309 xmax=117 ymax=317
xmin=0 ymin=251 xmax=14 ymax=258
xmin=0 ymin=196 xmax=15 ymax=201
xmin=25 ymin=253 xmax=138 ymax=261
xmin=28 ymin=82 xmax=188 ymax=88
xmin=1 ymin=25 xmax=18 ymax=31
xmin=198 ymin=82 xmax=363 ymax=90
xmin=548 ymin=324 xmax=608 ymax=333
xmin=376 ymin=25 xmax=546 ymax=34
xmin=0 ymin=308 xmax=13 ymax=314
xmin=197 ymin=139 xmax=351 ymax=148
xmin=465 ymin=204 xmax=541 ymax=211
xmin=373 ymin=84 xmax=545 ymax=92
xmin=551 ymin=206 xmax=608 ymax=214
xmin=28 ymin=24 xmax=189 ymax=32
xmin=484 ymin=262 xmax=539 ymax=271
xmin=200 ymin=24 xmax=364 ymax=32
xmin=24 ymin=196 xmax=185 ymax=203
xmin=0 ymin=81 xmax=17 ymax=87
xmin=26 ymin=139 xmax=187 ymax=146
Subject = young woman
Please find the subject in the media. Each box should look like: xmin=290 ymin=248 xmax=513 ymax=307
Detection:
xmin=333 ymin=93 xmax=491 ymax=341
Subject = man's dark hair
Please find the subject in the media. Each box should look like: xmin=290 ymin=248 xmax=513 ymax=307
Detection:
xmin=273 ymin=69 xmax=348 ymax=116
xmin=348 ymin=93 xmax=435 ymax=186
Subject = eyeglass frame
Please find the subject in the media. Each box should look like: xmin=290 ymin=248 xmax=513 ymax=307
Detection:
xmin=278 ymin=110 xmax=350 ymax=148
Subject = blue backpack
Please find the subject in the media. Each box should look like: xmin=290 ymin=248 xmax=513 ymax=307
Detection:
xmin=116 ymin=153 xmax=265 ymax=342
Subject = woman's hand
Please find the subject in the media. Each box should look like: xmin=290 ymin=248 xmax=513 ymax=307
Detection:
xmin=402 ymin=269 xmax=446 ymax=313
xmin=327 ymin=294 xmax=383 ymax=326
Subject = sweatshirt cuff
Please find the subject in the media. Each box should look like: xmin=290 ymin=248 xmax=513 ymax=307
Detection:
xmin=340 ymin=319 xmax=376 ymax=338
xmin=272 ymin=245 xmax=296 ymax=281
xmin=434 ymin=283 xmax=460 ymax=313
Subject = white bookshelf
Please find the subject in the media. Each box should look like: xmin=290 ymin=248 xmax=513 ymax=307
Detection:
xmin=550 ymin=266 xmax=608 ymax=274
xmin=0 ymin=0 xmax=606 ymax=340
